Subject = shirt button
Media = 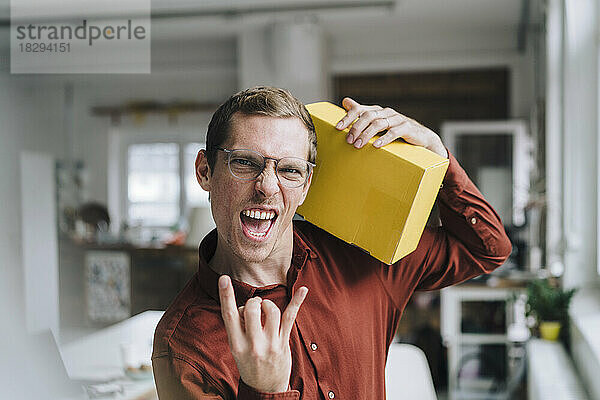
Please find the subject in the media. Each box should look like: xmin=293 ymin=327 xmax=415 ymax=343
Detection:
xmin=470 ymin=217 xmax=477 ymax=225
xmin=310 ymin=342 xmax=318 ymax=351
xmin=328 ymin=391 xmax=335 ymax=399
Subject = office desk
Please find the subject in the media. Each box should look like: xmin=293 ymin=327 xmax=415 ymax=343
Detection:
xmin=61 ymin=311 xmax=164 ymax=400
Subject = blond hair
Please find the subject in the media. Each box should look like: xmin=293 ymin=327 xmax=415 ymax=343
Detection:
xmin=205 ymin=86 xmax=317 ymax=171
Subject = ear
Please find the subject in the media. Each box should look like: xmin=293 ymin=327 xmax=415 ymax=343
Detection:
xmin=195 ymin=149 xmax=212 ymax=191
xmin=298 ymin=170 xmax=313 ymax=206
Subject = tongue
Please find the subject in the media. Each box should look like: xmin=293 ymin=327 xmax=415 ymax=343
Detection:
xmin=241 ymin=214 xmax=272 ymax=234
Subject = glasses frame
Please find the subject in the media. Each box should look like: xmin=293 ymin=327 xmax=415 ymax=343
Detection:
xmin=216 ymin=147 xmax=315 ymax=188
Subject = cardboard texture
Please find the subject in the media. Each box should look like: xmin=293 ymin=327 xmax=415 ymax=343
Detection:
xmin=297 ymin=102 xmax=449 ymax=264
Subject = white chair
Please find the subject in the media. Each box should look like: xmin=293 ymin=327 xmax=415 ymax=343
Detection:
xmin=385 ymin=343 xmax=437 ymax=400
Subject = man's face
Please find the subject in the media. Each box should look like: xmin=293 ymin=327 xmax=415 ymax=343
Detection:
xmin=200 ymin=113 xmax=312 ymax=263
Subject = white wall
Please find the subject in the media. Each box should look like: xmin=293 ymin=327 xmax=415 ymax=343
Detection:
xmin=0 ymin=76 xmax=27 ymax=330
xmin=239 ymin=19 xmax=328 ymax=103
xmin=20 ymin=151 xmax=59 ymax=336
xmin=0 ymin=69 xmax=67 ymax=334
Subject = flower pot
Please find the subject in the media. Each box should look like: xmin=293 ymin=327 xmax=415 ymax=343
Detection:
xmin=539 ymin=321 xmax=561 ymax=341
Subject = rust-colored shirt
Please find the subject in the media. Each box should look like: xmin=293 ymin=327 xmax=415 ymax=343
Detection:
xmin=152 ymin=153 xmax=512 ymax=399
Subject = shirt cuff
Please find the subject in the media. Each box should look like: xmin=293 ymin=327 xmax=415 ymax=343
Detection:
xmin=238 ymin=380 xmax=300 ymax=400
xmin=438 ymin=148 xmax=469 ymax=206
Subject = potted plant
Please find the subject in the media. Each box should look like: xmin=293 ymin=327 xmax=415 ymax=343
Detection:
xmin=525 ymin=279 xmax=577 ymax=341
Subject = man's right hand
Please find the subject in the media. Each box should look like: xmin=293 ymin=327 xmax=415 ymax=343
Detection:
xmin=218 ymin=275 xmax=308 ymax=393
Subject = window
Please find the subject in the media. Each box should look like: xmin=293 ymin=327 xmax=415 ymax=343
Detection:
xmin=184 ymin=143 xmax=210 ymax=208
xmin=126 ymin=142 xmax=208 ymax=227
xmin=128 ymin=143 xmax=180 ymax=227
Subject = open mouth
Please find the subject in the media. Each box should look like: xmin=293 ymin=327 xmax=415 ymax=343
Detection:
xmin=240 ymin=208 xmax=278 ymax=240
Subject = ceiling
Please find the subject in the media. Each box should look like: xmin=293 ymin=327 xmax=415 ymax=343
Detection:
xmin=1 ymin=0 xmax=524 ymax=41
xmin=150 ymin=0 xmax=524 ymax=41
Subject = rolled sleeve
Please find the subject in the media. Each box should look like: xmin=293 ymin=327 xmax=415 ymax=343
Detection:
xmin=152 ymin=353 xmax=300 ymax=400
xmin=238 ymin=380 xmax=300 ymax=400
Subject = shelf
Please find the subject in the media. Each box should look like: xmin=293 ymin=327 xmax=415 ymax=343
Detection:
xmin=454 ymin=334 xmax=509 ymax=344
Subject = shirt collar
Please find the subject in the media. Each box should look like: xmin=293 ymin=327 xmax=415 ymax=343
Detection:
xmin=197 ymin=222 xmax=314 ymax=307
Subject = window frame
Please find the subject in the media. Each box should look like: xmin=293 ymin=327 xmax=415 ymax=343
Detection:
xmin=546 ymin=1 xmax=600 ymax=398
xmin=108 ymin=114 xmax=212 ymax=234
xmin=126 ymin=141 xmax=183 ymax=229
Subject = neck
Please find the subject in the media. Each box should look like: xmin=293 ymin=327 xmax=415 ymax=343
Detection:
xmin=208 ymin=226 xmax=294 ymax=287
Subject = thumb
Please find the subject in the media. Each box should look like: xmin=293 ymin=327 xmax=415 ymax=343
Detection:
xmin=342 ymin=97 xmax=360 ymax=111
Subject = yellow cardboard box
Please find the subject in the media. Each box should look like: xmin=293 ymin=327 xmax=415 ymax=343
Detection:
xmin=297 ymin=102 xmax=449 ymax=264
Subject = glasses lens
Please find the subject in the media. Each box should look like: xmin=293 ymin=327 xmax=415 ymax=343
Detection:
xmin=277 ymin=158 xmax=310 ymax=188
xmin=228 ymin=150 xmax=263 ymax=179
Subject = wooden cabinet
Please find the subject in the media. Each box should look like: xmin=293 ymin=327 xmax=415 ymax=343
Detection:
xmin=129 ymin=247 xmax=197 ymax=315
xmin=59 ymin=238 xmax=198 ymax=329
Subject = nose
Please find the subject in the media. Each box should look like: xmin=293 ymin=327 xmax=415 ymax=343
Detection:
xmin=255 ymin=160 xmax=280 ymax=198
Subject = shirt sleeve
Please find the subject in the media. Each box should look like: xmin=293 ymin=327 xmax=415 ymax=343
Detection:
xmin=238 ymin=380 xmax=300 ymax=399
xmin=378 ymin=149 xmax=512 ymax=301
xmin=152 ymin=354 xmax=300 ymax=400
xmin=153 ymin=355 xmax=223 ymax=400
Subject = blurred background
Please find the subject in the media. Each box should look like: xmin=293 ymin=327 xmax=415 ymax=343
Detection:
xmin=1 ymin=0 xmax=599 ymax=399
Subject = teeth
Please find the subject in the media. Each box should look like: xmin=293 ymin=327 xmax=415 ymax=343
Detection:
xmin=247 ymin=231 xmax=267 ymax=238
xmin=242 ymin=209 xmax=276 ymax=220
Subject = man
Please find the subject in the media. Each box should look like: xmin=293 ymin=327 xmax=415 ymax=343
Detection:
xmin=152 ymin=86 xmax=511 ymax=399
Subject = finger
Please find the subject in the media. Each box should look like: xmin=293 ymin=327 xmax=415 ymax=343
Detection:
xmin=244 ymin=297 xmax=264 ymax=341
xmin=218 ymin=276 xmax=245 ymax=345
xmin=375 ymin=125 xmax=427 ymax=149
xmin=335 ymin=97 xmax=366 ymax=130
xmin=369 ymin=114 xmax=408 ymax=148
xmin=345 ymin=108 xmax=378 ymax=142
xmin=352 ymin=109 xmax=400 ymax=149
xmin=372 ymin=129 xmax=402 ymax=148
xmin=342 ymin=96 xmax=361 ymax=111
xmin=280 ymin=286 xmax=308 ymax=340
xmin=347 ymin=106 xmax=396 ymax=146
xmin=261 ymin=299 xmax=281 ymax=339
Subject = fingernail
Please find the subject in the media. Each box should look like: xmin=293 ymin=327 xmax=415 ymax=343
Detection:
xmin=336 ymin=121 xmax=343 ymax=129
xmin=354 ymin=139 xmax=362 ymax=148
xmin=346 ymin=134 xmax=353 ymax=143
xmin=374 ymin=139 xmax=382 ymax=147
xmin=219 ymin=276 xmax=228 ymax=289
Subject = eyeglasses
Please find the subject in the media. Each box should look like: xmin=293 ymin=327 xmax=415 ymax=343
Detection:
xmin=217 ymin=147 xmax=315 ymax=188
